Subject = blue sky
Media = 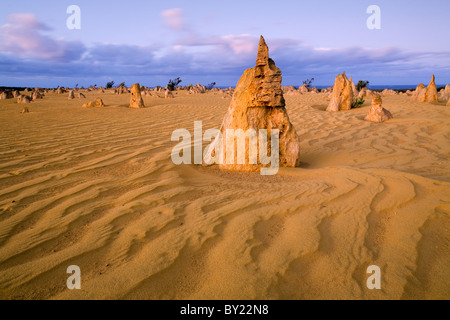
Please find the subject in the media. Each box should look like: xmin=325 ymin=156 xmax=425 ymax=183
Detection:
xmin=0 ymin=0 xmax=449 ymax=88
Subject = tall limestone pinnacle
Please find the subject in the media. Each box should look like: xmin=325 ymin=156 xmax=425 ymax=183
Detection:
xmin=411 ymin=75 xmax=438 ymax=103
xmin=425 ymin=75 xmax=438 ymax=103
xmin=248 ymin=36 xmax=285 ymax=109
xmin=256 ymin=36 xmax=269 ymax=66
xmin=130 ymin=83 xmax=145 ymax=108
xmin=203 ymin=35 xmax=300 ymax=173
xmin=327 ymin=72 xmax=354 ymax=112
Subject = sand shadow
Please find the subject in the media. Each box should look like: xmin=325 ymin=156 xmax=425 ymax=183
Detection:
xmin=297 ymin=161 xmax=311 ymax=168
xmin=113 ymin=104 xmax=152 ymax=109
xmin=312 ymin=102 xmax=372 ymax=113
xmin=311 ymin=104 xmax=328 ymax=111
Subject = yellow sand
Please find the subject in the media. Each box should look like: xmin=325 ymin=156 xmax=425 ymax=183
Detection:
xmin=0 ymin=90 xmax=449 ymax=300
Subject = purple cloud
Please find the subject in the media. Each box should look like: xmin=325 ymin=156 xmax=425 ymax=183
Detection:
xmin=0 ymin=13 xmax=85 ymax=62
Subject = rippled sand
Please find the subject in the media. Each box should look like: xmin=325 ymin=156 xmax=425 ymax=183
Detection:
xmin=0 ymin=90 xmax=449 ymax=299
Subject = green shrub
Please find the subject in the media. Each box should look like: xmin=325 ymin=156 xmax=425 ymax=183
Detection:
xmin=352 ymin=97 xmax=365 ymax=108
xmin=106 ymin=81 xmax=115 ymax=89
xmin=167 ymin=77 xmax=182 ymax=91
xmin=356 ymin=80 xmax=369 ymax=91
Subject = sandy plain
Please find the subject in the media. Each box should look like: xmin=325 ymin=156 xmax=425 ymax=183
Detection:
xmin=0 ymin=89 xmax=449 ymax=299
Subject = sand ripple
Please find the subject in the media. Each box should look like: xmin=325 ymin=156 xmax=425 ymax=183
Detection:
xmin=0 ymin=92 xmax=448 ymax=299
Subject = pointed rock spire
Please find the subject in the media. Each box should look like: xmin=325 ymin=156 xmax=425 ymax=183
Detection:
xmin=203 ymin=36 xmax=300 ymax=172
xmin=256 ymin=36 xmax=269 ymax=67
xmin=411 ymin=75 xmax=438 ymax=103
xmin=425 ymin=75 xmax=438 ymax=103
xmin=412 ymin=75 xmax=438 ymax=103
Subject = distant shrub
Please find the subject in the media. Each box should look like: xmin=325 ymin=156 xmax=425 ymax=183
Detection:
xmin=167 ymin=77 xmax=182 ymax=91
xmin=303 ymin=78 xmax=315 ymax=88
xmin=119 ymin=82 xmax=125 ymax=88
xmin=106 ymin=81 xmax=115 ymax=89
xmin=356 ymin=80 xmax=369 ymax=91
xmin=206 ymin=82 xmax=216 ymax=90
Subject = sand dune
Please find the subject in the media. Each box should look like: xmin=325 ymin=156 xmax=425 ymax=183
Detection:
xmin=0 ymin=91 xmax=449 ymax=299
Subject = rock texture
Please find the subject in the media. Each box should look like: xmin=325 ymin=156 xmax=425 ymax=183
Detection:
xmin=203 ymin=36 xmax=300 ymax=172
xmin=17 ymin=95 xmax=31 ymax=104
xmin=82 ymin=98 xmax=105 ymax=108
xmin=358 ymin=88 xmax=370 ymax=99
xmin=411 ymin=83 xmax=426 ymax=102
xmin=32 ymin=91 xmax=43 ymax=100
xmin=298 ymin=85 xmax=309 ymax=93
xmin=327 ymin=72 xmax=354 ymax=112
xmin=117 ymin=86 xmax=129 ymax=95
xmin=165 ymin=90 xmax=174 ymax=99
xmin=129 ymin=83 xmax=145 ymax=108
xmin=439 ymin=84 xmax=450 ymax=101
xmin=189 ymin=84 xmax=206 ymax=94
xmin=411 ymin=76 xmax=438 ymax=103
xmin=68 ymin=90 xmax=75 ymax=100
xmin=364 ymin=93 xmax=393 ymax=123
xmin=425 ymin=75 xmax=438 ymax=103
xmin=381 ymin=89 xmax=397 ymax=96
xmin=349 ymin=77 xmax=359 ymax=98
xmin=0 ymin=91 xmax=13 ymax=99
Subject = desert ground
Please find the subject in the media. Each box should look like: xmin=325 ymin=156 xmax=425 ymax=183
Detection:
xmin=0 ymin=89 xmax=449 ymax=300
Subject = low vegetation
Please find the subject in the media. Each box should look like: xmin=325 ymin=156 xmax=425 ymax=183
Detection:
xmin=167 ymin=77 xmax=182 ymax=91
xmin=352 ymin=97 xmax=365 ymax=108
xmin=356 ymin=80 xmax=369 ymax=91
